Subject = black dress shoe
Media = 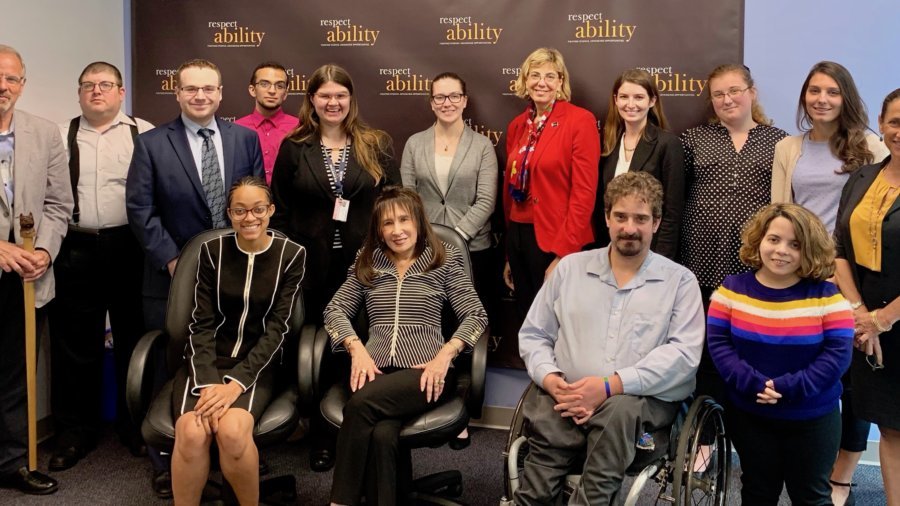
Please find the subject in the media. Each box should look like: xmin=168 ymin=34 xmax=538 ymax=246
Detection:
xmin=309 ymin=448 xmax=335 ymax=472
xmin=3 ymin=467 xmax=58 ymax=495
xmin=448 ymin=434 xmax=471 ymax=450
xmin=152 ymin=470 xmax=173 ymax=499
xmin=49 ymin=445 xmax=86 ymax=471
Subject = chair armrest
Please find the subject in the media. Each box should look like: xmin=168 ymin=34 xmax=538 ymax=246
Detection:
xmin=312 ymin=325 xmax=332 ymax=394
xmin=126 ymin=329 xmax=167 ymax=429
xmin=466 ymin=329 xmax=489 ymax=419
xmin=297 ymin=323 xmax=319 ymax=410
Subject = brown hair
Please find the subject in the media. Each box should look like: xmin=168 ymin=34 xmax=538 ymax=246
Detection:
xmin=78 ymin=61 xmax=123 ymax=86
xmin=287 ymin=64 xmax=391 ymax=183
xmin=430 ymin=72 xmax=467 ymax=97
xmin=175 ymin=59 xmax=222 ymax=87
xmin=880 ymin=88 xmax=900 ymax=118
xmin=797 ymin=61 xmax=874 ymax=174
xmin=706 ymin=64 xmax=771 ymax=126
xmin=602 ymin=69 xmax=669 ymax=157
xmin=354 ymin=186 xmax=445 ymax=286
xmin=739 ymin=203 xmax=835 ymax=281
xmin=513 ymin=47 xmax=572 ymax=102
xmin=603 ymin=171 xmax=664 ymax=220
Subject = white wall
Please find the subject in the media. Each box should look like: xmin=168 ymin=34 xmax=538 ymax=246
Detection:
xmin=4 ymin=0 xmax=127 ymax=124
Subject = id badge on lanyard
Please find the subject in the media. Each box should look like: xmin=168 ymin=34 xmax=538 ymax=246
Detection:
xmin=327 ymin=147 xmax=350 ymax=222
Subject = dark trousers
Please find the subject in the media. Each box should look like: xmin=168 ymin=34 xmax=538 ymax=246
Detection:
xmin=695 ymin=286 xmax=727 ymax=403
xmin=141 ymin=294 xmax=170 ymax=472
xmin=727 ymin=405 xmax=840 ymax=505
xmin=48 ymin=226 xmax=144 ymax=448
xmin=330 ymin=368 xmax=456 ymax=506
xmin=515 ymin=388 xmax=678 ymax=506
xmin=506 ymin=222 xmax=555 ymax=318
xmin=839 ymin=371 xmax=870 ymax=452
xmin=0 ymin=271 xmax=48 ymax=475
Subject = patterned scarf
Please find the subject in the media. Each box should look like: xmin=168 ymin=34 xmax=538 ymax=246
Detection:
xmin=509 ymin=100 xmax=555 ymax=202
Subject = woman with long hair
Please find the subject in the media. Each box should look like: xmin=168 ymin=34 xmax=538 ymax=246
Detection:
xmin=269 ymin=63 xmax=399 ymax=472
xmin=593 ymin=68 xmax=684 ymax=259
xmin=325 ymin=186 xmax=486 ymax=505
xmin=770 ymin=61 xmax=888 ymax=506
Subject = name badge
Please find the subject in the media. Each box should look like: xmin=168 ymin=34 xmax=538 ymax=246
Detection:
xmin=333 ymin=197 xmax=350 ymax=222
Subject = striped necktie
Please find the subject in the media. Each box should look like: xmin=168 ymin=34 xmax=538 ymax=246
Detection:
xmin=198 ymin=128 xmax=225 ymax=228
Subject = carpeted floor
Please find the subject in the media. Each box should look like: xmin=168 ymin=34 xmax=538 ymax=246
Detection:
xmin=0 ymin=426 xmax=886 ymax=505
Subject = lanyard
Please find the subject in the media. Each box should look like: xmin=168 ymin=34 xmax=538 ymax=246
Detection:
xmin=324 ymin=144 xmax=350 ymax=197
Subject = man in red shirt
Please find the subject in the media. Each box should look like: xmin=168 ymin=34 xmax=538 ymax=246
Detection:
xmin=235 ymin=62 xmax=298 ymax=184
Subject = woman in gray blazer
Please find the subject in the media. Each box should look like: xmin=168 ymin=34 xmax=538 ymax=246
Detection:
xmin=400 ymin=72 xmax=497 ymax=449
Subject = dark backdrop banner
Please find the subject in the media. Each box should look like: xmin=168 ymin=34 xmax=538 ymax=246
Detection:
xmin=133 ymin=0 xmax=744 ymax=368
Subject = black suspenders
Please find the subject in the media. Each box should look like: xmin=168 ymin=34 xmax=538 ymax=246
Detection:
xmin=66 ymin=116 xmax=139 ymax=224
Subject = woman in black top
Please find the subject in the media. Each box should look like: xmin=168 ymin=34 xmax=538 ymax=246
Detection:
xmin=593 ymin=68 xmax=684 ymax=259
xmin=171 ymin=176 xmax=305 ymax=505
xmin=270 ymin=64 xmax=399 ymax=324
xmin=325 ymin=187 xmax=487 ymax=506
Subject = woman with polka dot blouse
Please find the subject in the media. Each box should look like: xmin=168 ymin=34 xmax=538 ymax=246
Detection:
xmin=679 ymin=64 xmax=788 ymax=399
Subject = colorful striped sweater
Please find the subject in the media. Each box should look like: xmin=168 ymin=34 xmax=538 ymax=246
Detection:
xmin=707 ymin=271 xmax=853 ymax=420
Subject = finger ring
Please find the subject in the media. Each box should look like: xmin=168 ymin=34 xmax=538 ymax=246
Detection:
xmin=361 ymin=369 xmax=367 ymax=375
xmin=438 ymin=379 xmax=445 ymax=385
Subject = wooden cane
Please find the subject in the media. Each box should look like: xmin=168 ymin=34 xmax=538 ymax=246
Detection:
xmin=19 ymin=213 xmax=38 ymax=471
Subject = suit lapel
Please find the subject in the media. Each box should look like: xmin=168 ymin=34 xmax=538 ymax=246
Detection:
xmin=530 ymin=102 xmax=566 ymax=169
xmin=217 ymin=118 xmax=236 ymax=184
xmin=168 ymin=118 xmax=205 ymax=201
xmin=303 ymin=140 xmax=336 ymax=198
xmin=10 ymin=114 xmax=33 ymax=213
xmin=630 ymin=126 xmax=658 ymax=172
xmin=423 ymin=127 xmax=441 ymax=194
xmin=342 ymin=144 xmax=364 ymax=198
xmin=446 ymin=127 xmax=472 ymax=191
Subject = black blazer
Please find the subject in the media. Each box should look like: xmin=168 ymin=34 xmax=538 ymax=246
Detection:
xmin=269 ymin=138 xmax=399 ymax=291
xmin=835 ymin=158 xmax=900 ymax=307
xmin=591 ymin=123 xmax=684 ymax=259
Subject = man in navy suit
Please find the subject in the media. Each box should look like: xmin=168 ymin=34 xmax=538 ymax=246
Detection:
xmin=125 ymin=58 xmax=262 ymax=498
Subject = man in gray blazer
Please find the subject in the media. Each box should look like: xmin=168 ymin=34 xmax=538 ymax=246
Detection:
xmin=0 ymin=44 xmax=73 ymax=495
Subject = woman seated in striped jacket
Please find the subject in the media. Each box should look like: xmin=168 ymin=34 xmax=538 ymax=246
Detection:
xmin=323 ymin=186 xmax=487 ymax=506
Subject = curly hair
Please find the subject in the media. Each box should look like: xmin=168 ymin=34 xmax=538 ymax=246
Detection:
xmin=739 ymin=203 xmax=835 ymax=281
xmin=603 ymin=171 xmax=663 ymax=220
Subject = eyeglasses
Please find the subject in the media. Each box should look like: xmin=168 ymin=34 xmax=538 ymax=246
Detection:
xmin=431 ymin=93 xmax=465 ymax=105
xmin=179 ymin=85 xmax=221 ymax=97
xmin=711 ymin=87 xmax=750 ymax=102
xmin=255 ymin=80 xmax=287 ymax=91
xmin=314 ymin=92 xmax=350 ymax=102
xmin=1 ymin=74 xmax=25 ymax=87
xmin=527 ymin=72 xmax=560 ymax=84
xmin=866 ymin=353 xmax=885 ymax=371
xmin=79 ymin=81 xmax=118 ymax=93
xmin=228 ymin=205 xmax=271 ymax=219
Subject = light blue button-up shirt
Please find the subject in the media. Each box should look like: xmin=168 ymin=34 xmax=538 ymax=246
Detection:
xmin=181 ymin=114 xmax=225 ymax=183
xmin=519 ymin=247 xmax=705 ymax=402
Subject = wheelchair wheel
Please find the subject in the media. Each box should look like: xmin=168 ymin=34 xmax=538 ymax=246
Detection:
xmin=671 ymin=396 xmax=730 ymax=505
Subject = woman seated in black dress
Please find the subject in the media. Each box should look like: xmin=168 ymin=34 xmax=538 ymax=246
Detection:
xmin=170 ymin=176 xmax=306 ymax=505
xmin=325 ymin=186 xmax=487 ymax=506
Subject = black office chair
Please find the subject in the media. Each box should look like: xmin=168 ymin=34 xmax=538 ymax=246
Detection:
xmin=126 ymin=228 xmax=305 ymax=505
xmin=298 ymin=223 xmax=488 ymax=505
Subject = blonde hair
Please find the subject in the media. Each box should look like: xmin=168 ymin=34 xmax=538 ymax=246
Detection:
xmin=707 ymin=64 xmax=771 ymax=126
xmin=739 ymin=203 xmax=835 ymax=281
xmin=513 ymin=48 xmax=572 ymax=102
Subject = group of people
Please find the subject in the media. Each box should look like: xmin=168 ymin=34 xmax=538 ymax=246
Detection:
xmin=0 ymin=39 xmax=898 ymax=506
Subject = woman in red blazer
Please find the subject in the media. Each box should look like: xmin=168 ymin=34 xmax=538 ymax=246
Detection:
xmin=503 ymin=47 xmax=601 ymax=316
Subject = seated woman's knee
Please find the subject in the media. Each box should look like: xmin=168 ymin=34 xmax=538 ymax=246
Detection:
xmin=175 ymin=413 xmax=212 ymax=451
xmin=216 ymin=409 xmax=254 ymax=457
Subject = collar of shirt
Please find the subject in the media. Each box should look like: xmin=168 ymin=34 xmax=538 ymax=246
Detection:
xmin=181 ymin=114 xmax=225 ymax=180
xmin=79 ymin=110 xmax=137 ymax=133
xmin=586 ymin=247 xmax=665 ymax=289
xmin=181 ymin=113 xmax=220 ymax=138
xmin=244 ymin=108 xmax=291 ymax=129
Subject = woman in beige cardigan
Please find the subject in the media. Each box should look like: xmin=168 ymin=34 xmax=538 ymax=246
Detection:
xmin=770 ymin=61 xmax=887 ymax=506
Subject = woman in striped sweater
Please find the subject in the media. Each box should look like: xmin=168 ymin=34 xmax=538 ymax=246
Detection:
xmin=324 ymin=186 xmax=487 ymax=506
xmin=707 ymin=203 xmax=854 ymax=505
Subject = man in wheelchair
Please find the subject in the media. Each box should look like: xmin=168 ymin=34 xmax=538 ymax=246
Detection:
xmin=516 ymin=172 xmax=705 ymax=505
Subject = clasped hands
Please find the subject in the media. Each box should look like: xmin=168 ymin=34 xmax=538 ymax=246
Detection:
xmin=192 ymin=382 xmax=242 ymax=435
xmin=543 ymin=373 xmax=614 ymax=426
xmin=852 ymin=306 xmax=884 ymax=368
xmin=0 ymin=241 xmax=50 ymax=282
